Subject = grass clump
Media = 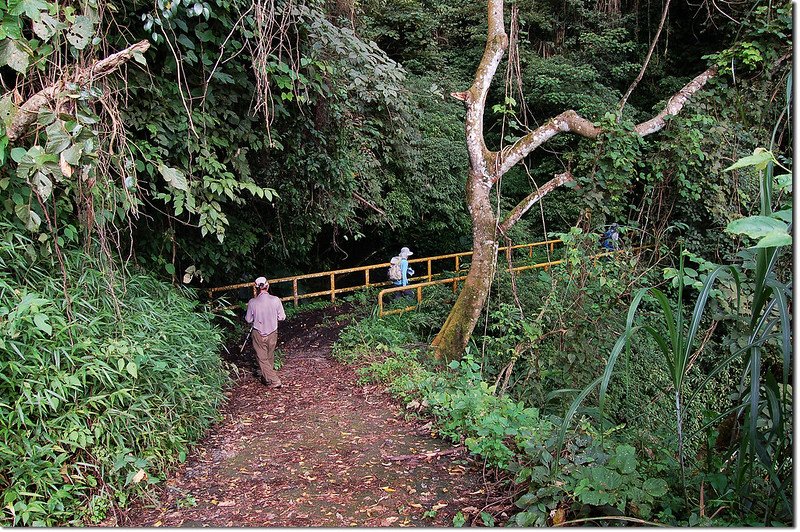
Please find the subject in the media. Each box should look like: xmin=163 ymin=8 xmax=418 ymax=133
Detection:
xmin=0 ymin=227 xmax=229 ymax=525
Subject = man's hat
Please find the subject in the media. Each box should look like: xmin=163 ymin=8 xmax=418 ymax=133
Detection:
xmin=399 ymin=247 xmax=413 ymax=257
xmin=254 ymin=276 xmax=268 ymax=286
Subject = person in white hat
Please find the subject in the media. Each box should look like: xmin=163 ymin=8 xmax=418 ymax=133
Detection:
xmin=245 ymin=276 xmax=285 ymax=388
xmin=393 ymin=247 xmax=415 ymax=298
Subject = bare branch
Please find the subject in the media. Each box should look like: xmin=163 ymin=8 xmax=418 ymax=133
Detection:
xmin=352 ymin=191 xmax=386 ymax=216
xmin=497 ymin=67 xmax=717 ymax=176
xmin=497 ymin=111 xmax=600 ymax=175
xmin=7 ymin=40 xmax=150 ymax=143
xmin=634 ymin=66 xmax=717 ymax=135
xmin=618 ymin=0 xmax=673 ymax=118
xmin=499 ymin=171 xmax=574 ymax=233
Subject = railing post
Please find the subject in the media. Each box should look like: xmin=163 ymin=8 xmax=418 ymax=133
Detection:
xmin=453 ymin=256 xmax=460 ymax=292
xmin=292 ymin=279 xmax=298 ymax=307
xmin=378 ymin=290 xmax=384 ymax=317
xmin=365 ymin=269 xmax=370 ymax=287
xmin=427 ymin=259 xmax=432 ymax=282
xmin=330 ymin=273 xmax=335 ymax=302
xmin=416 ymin=286 xmax=422 ymax=305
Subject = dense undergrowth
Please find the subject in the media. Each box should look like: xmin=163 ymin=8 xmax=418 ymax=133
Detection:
xmin=0 ymin=224 xmax=229 ymax=526
xmin=332 ymin=227 xmax=792 ymax=526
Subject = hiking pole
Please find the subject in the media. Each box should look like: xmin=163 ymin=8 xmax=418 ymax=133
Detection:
xmin=239 ymin=326 xmax=253 ymax=354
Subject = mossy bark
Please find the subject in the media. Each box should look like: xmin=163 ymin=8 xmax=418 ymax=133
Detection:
xmin=434 ymin=172 xmax=496 ymax=362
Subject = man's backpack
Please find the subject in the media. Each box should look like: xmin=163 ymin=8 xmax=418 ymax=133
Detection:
xmin=388 ymin=257 xmax=402 ymax=281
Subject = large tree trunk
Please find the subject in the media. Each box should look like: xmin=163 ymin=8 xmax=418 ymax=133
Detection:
xmin=432 ymin=0 xmax=506 ymax=361
xmin=433 ymin=171 xmax=497 ymax=360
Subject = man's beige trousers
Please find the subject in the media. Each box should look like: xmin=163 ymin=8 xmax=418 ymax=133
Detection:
xmin=252 ymin=330 xmax=281 ymax=386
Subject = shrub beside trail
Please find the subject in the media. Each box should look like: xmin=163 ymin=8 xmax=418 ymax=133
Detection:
xmin=0 ymin=228 xmax=228 ymax=525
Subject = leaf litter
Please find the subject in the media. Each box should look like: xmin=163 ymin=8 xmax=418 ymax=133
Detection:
xmin=111 ymin=305 xmax=508 ymax=526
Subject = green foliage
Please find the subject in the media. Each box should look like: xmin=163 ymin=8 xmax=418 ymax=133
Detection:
xmin=721 ymin=149 xmax=792 ymax=521
xmin=575 ymin=114 xmax=648 ymax=217
xmin=420 ymin=353 xmax=554 ymax=468
xmin=0 ymin=222 xmax=228 ymax=526
xmin=355 ymin=346 xmax=426 ymax=388
xmin=1 ymin=0 xmax=792 ymax=527
xmin=334 ymin=316 xmax=418 ymax=356
xmin=283 ymin=299 xmax=331 ymax=320
xmin=558 ymin=146 xmax=792 ymax=524
xmin=514 ymin=431 xmax=673 ymax=526
xmin=477 ymin=228 xmax=645 ymax=406
xmin=704 ymin=4 xmax=791 ymax=77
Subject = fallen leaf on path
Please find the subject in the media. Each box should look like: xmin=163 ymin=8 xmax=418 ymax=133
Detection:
xmin=217 ymin=501 xmax=235 ymax=507
xmin=432 ymin=502 xmax=447 ymax=511
xmin=380 ymin=486 xmax=396 ymax=492
xmin=132 ymin=469 xmax=147 ymax=484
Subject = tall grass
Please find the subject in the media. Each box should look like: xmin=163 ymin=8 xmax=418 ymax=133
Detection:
xmin=0 ymin=223 xmax=229 ymax=525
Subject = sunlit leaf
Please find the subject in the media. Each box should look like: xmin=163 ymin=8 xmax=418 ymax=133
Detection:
xmin=727 ymin=216 xmax=787 ymax=239
xmin=753 ymin=232 xmax=792 ymax=249
xmin=0 ymin=39 xmax=31 ymax=74
xmin=66 ymin=16 xmax=94 ymax=50
xmin=724 ymin=148 xmax=773 ymax=172
xmin=33 ymin=313 xmax=52 ymax=335
xmin=158 ymin=164 xmax=189 ymax=191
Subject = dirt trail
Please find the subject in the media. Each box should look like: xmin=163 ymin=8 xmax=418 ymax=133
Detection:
xmin=114 ymin=306 xmax=504 ymax=527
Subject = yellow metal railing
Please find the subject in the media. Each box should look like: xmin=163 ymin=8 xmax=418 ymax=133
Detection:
xmin=206 ymin=239 xmax=562 ymax=310
xmin=378 ymin=244 xmax=650 ymax=318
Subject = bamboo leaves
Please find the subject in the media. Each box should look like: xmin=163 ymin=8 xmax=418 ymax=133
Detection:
xmin=0 ymin=228 xmax=228 ymax=525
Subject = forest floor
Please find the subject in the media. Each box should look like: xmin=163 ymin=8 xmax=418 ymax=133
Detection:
xmin=112 ymin=305 xmax=511 ymax=527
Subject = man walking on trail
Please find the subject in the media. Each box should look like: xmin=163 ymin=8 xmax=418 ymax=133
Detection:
xmin=246 ymin=276 xmax=285 ymax=389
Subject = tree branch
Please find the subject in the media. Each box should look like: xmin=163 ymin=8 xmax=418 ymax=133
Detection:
xmin=617 ymin=0 xmax=672 ymax=118
xmin=497 ymin=111 xmax=600 ymax=176
xmin=7 ymin=40 xmax=150 ymax=143
xmin=633 ymin=66 xmax=717 ymax=135
xmin=496 ymin=66 xmax=716 ymax=176
xmin=499 ymin=171 xmax=574 ymax=233
xmin=352 ymin=191 xmax=386 ymax=216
